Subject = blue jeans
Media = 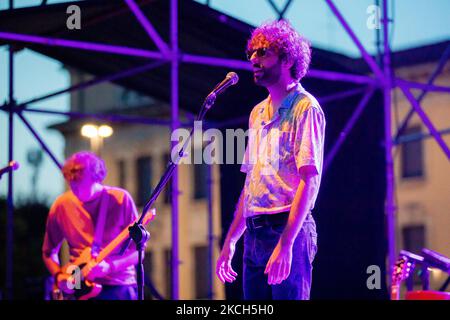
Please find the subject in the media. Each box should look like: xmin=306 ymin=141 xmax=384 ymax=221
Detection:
xmin=92 ymin=285 xmax=138 ymax=300
xmin=243 ymin=214 xmax=318 ymax=300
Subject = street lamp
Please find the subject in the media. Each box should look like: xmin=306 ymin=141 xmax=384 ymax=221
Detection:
xmin=98 ymin=125 xmax=113 ymax=138
xmin=81 ymin=123 xmax=113 ymax=155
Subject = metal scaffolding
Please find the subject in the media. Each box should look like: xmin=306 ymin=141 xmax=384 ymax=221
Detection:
xmin=1 ymin=0 xmax=449 ymax=300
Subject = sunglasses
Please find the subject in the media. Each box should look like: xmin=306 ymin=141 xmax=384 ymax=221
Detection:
xmin=246 ymin=47 xmax=269 ymax=60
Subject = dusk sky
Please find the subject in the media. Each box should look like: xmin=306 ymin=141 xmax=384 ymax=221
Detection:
xmin=1 ymin=0 xmax=449 ymax=203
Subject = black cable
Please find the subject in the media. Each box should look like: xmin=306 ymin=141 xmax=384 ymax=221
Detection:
xmin=144 ymin=274 xmax=165 ymax=300
xmin=439 ymin=276 xmax=450 ymax=292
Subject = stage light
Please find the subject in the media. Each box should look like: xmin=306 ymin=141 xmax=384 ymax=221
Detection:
xmin=81 ymin=123 xmax=113 ymax=155
xmin=98 ymin=125 xmax=113 ymax=138
xmin=81 ymin=124 xmax=98 ymax=138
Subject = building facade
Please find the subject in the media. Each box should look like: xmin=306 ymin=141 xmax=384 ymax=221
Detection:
xmin=393 ymin=61 xmax=450 ymax=291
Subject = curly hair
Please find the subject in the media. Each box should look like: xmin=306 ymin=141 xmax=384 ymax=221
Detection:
xmin=62 ymin=151 xmax=107 ymax=183
xmin=247 ymin=19 xmax=311 ymax=80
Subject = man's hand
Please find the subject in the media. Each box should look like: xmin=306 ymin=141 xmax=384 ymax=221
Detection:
xmin=216 ymin=242 xmax=238 ymax=283
xmin=83 ymin=260 xmax=112 ymax=281
xmin=264 ymin=241 xmax=293 ymax=285
xmin=55 ymin=272 xmax=76 ymax=294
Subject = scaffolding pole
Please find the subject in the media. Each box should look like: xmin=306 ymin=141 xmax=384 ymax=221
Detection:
xmin=170 ymin=0 xmax=180 ymax=300
xmin=5 ymin=0 xmax=14 ymax=302
xmin=207 ymin=164 xmax=214 ymax=300
xmin=382 ymin=0 xmax=396 ymax=289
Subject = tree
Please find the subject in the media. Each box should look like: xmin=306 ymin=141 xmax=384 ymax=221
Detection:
xmin=0 ymin=197 xmax=50 ymax=299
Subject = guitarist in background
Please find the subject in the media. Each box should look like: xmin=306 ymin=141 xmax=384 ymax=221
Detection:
xmin=42 ymin=151 xmax=139 ymax=300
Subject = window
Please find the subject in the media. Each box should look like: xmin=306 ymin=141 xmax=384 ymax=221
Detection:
xmin=402 ymin=225 xmax=426 ymax=255
xmin=117 ymin=159 xmax=126 ymax=188
xmin=401 ymin=126 xmax=424 ymax=178
xmin=402 ymin=225 xmax=426 ymax=286
xmin=143 ymin=251 xmax=154 ymax=299
xmin=193 ymin=163 xmax=209 ymax=200
xmin=143 ymin=251 xmax=153 ymax=282
xmin=136 ymin=156 xmax=152 ymax=207
xmin=194 ymin=246 xmax=210 ymax=299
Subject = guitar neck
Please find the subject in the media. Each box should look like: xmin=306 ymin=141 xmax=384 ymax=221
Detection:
xmin=391 ymin=284 xmax=400 ymax=300
xmin=95 ymin=210 xmax=155 ymax=263
xmin=96 ymin=225 xmax=132 ymax=263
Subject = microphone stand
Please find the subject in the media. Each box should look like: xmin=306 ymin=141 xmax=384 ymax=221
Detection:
xmin=120 ymin=93 xmax=218 ymax=300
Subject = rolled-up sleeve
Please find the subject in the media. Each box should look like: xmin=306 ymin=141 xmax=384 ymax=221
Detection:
xmin=294 ymin=106 xmax=326 ymax=174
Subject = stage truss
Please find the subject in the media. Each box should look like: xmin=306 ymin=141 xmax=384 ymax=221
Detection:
xmin=1 ymin=0 xmax=449 ymax=300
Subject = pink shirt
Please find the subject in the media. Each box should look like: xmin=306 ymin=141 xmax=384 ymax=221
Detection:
xmin=241 ymin=84 xmax=326 ymax=218
xmin=42 ymin=186 xmax=138 ymax=286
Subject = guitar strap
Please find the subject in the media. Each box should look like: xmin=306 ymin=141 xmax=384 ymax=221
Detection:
xmin=91 ymin=187 xmax=109 ymax=258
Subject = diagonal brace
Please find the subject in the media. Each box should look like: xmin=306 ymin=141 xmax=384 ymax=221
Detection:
xmin=398 ymin=84 xmax=450 ymax=160
xmin=325 ymin=0 xmax=384 ymax=81
xmin=125 ymin=0 xmax=171 ymax=55
xmin=324 ymin=86 xmax=376 ymax=172
xmin=279 ymin=0 xmax=294 ymax=19
xmin=17 ymin=60 xmax=166 ymax=108
xmin=267 ymin=0 xmax=294 ymax=20
xmin=395 ymin=78 xmax=450 ymax=94
xmin=394 ymin=45 xmax=450 ymax=142
xmin=16 ymin=112 xmax=62 ymax=169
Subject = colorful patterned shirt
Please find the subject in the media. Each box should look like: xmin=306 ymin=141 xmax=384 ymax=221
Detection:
xmin=241 ymin=83 xmax=326 ymax=218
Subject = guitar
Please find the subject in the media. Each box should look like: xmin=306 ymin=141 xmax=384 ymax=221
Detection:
xmin=391 ymin=256 xmax=414 ymax=300
xmin=52 ymin=208 xmax=156 ymax=300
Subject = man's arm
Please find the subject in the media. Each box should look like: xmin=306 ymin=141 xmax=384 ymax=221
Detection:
xmin=84 ymin=251 xmax=139 ymax=281
xmin=43 ymin=250 xmax=73 ymax=292
xmin=264 ymin=166 xmax=320 ymax=285
xmin=43 ymin=242 xmax=82 ymax=293
xmin=107 ymin=251 xmax=139 ymax=273
xmin=42 ymin=251 xmax=62 ymax=277
xmin=42 ymin=203 xmax=68 ymax=286
xmin=280 ymin=166 xmax=319 ymax=248
xmin=223 ymin=188 xmax=247 ymax=248
xmin=216 ymin=188 xmax=247 ymax=283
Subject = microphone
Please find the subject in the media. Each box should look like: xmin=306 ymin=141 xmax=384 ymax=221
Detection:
xmin=207 ymin=72 xmax=239 ymax=99
xmin=0 ymin=161 xmax=20 ymax=178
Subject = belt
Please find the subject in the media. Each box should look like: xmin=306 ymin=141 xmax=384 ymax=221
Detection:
xmin=246 ymin=212 xmax=289 ymax=231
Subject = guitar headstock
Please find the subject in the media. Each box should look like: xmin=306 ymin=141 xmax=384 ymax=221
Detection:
xmin=392 ymin=256 xmax=414 ymax=285
xmin=142 ymin=207 xmax=156 ymax=225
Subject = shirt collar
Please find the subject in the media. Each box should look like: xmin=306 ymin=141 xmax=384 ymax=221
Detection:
xmin=258 ymin=83 xmax=305 ymax=123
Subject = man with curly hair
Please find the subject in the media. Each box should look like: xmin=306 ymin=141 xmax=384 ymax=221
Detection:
xmin=42 ymin=151 xmax=139 ymax=300
xmin=216 ymin=20 xmax=325 ymax=300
